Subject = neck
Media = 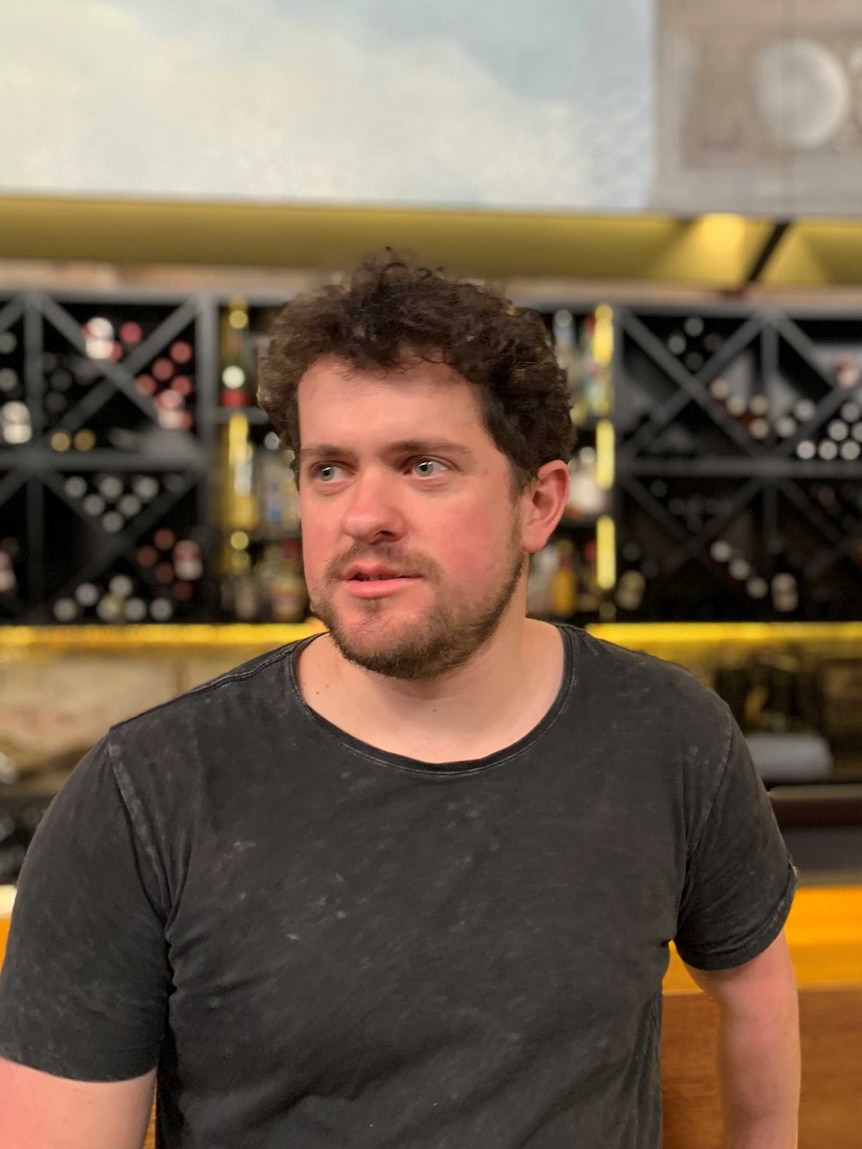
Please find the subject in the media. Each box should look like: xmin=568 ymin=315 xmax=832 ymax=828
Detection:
xmin=301 ymin=603 xmax=564 ymax=762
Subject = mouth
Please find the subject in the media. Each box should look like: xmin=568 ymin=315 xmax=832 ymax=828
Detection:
xmin=349 ymin=572 xmax=413 ymax=582
xmin=343 ymin=568 xmax=423 ymax=598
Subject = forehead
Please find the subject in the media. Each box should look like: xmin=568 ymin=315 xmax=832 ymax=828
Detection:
xmin=297 ymin=354 xmax=488 ymax=441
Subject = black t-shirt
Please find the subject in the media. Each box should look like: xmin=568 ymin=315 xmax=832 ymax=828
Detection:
xmin=0 ymin=626 xmax=796 ymax=1148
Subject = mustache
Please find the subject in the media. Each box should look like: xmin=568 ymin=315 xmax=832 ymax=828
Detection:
xmin=324 ymin=544 xmax=440 ymax=581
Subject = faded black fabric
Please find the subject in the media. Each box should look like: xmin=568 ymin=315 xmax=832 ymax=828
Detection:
xmin=0 ymin=627 xmax=796 ymax=1148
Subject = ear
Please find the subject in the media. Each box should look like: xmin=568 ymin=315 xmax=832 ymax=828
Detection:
xmin=520 ymin=460 xmax=570 ymax=554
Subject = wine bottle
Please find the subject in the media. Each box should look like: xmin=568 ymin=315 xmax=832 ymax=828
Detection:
xmin=1 ymin=401 xmax=31 ymax=445
xmin=220 ymin=298 xmax=252 ymax=408
xmin=63 ymin=476 xmax=87 ymax=500
xmin=0 ymin=368 xmax=19 ymax=394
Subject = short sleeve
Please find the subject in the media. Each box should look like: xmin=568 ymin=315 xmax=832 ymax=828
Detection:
xmin=0 ymin=735 xmax=168 ymax=1080
xmin=674 ymin=713 xmax=797 ymax=971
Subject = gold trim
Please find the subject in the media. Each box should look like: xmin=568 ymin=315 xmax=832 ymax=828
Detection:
xmin=0 ymin=196 xmax=772 ymax=287
xmin=2 ymin=620 xmax=862 ymax=657
xmin=587 ymin=622 xmax=862 ymax=648
xmin=0 ymin=622 xmax=325 ymax=655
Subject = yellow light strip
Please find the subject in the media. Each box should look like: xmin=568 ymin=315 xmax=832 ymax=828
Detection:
xmin=0 ymin=622 xmax=325 ymax=656
xmin=596 ymin=515 xmax=616 ymax=590
xmin=595 ymin=419 xmax=615 ymax=489
xmin=587 ymin=621 xmax=862 ymax=648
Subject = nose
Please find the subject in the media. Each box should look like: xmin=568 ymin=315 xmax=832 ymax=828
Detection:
xmin=341 ymin=466 xmax=406 ymax=544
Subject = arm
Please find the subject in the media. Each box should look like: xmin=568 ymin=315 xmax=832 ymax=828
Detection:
xmin=0 ymin=1058 xmax=155 ymax=1149
xmin=684 ymin=930 xmax=800 ymax=1149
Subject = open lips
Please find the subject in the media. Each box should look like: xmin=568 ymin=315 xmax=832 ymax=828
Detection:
xmin=345 ymin=565 xmax=419 ymax=581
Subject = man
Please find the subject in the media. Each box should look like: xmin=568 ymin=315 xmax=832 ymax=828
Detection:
xmin=0 ymin=255 xmax=799 ymax=1147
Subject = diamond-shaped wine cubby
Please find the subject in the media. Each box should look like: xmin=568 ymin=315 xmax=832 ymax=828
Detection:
xmin=0 ymin=287 xmax=219 ymax=624
xmin=615 ymin=304 xmax=862 ymax=622
xmin=37 ymin=295 xmax=204 ymax=456
xmin=36 ymin=471 xmax=209 ymax=625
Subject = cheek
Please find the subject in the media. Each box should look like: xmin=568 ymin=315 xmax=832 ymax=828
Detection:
xmin=297 ymin=516 xmax=335 ymax=585
xmin=428 ymin=502 xmax=519 ymax=578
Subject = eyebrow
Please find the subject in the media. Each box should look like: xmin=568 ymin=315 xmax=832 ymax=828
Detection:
xmin=298 ymin=439 xmax=477 ymax=464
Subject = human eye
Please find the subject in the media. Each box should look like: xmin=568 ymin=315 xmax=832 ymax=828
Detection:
xmin=310 ymin=462 xmax=346 ymax=483
xmin=410 ymin=458 xmax=448 ymax=478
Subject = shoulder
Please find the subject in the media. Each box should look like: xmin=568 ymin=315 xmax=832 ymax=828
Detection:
xmin=110 ymin=641 xmax=299 ymax=742
xmin=102 ymin=640 xmax=310 ymax=796
xmin=562 ymin=626 xmax=736 ymax=787
xmin=567 ymin=626 xmax=729 ymax=725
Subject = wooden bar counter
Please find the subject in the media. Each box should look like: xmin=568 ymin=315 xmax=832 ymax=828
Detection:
xmin=1 ymin=885 xmax=860 ymax=1147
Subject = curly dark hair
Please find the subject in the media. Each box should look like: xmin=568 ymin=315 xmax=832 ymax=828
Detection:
xmin=257 ymin=252 xmax=575 ymax=489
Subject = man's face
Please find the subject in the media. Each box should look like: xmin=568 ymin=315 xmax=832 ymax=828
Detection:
xmin=297 ymin=354 xmax=529 ymax=680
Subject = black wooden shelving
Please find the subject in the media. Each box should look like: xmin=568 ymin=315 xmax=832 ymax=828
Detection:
xmin=5 ymin=285 xmax=862 ymax=626
xmin=614 ymin=304 xmax=862 ymax=621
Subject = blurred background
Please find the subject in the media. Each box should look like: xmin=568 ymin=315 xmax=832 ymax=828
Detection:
xmin=2 ymin=0 xmax=862 ymax=882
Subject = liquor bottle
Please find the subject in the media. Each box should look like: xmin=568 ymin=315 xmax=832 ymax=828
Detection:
xmin=219 ymin=298 xmax=252 ymax=408
xmin=219 ymin=414 xmax=259 ymax=539
xmin=587 ymin=305 xmax=613 ymax=419
xmin=0 ymin=551 xmax=16 ymax=595
xmin=549 ymin=540 xmax=578 ymax=618
xmin=257 ymin=446 xmax=299 ymax=537
xmin=576 ymin=539 xmax=603 ymax=615
xmin=268 ymin=540 xmax=307 ymax=622
xmin=566 ymin=447 xmax=607 ymax=519
xmin=221 ymin=543 xmax=259 ymax=621
xmin=553 ymin=309 xmax=580 ymax=396
xmin=526 ymin=545 xmax=557 ymax=617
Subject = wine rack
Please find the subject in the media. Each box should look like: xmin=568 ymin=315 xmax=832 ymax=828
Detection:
xmin=615 ymin=304 xmax=862 ymax=621
xmin=0 ymin=291 xmax=215 ymax=624
xmin=6 ymin=283 xmax=862 ymax=628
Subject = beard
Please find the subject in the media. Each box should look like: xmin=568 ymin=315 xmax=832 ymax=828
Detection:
xmin=309 ymin=533 xmax=526 ymax=681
